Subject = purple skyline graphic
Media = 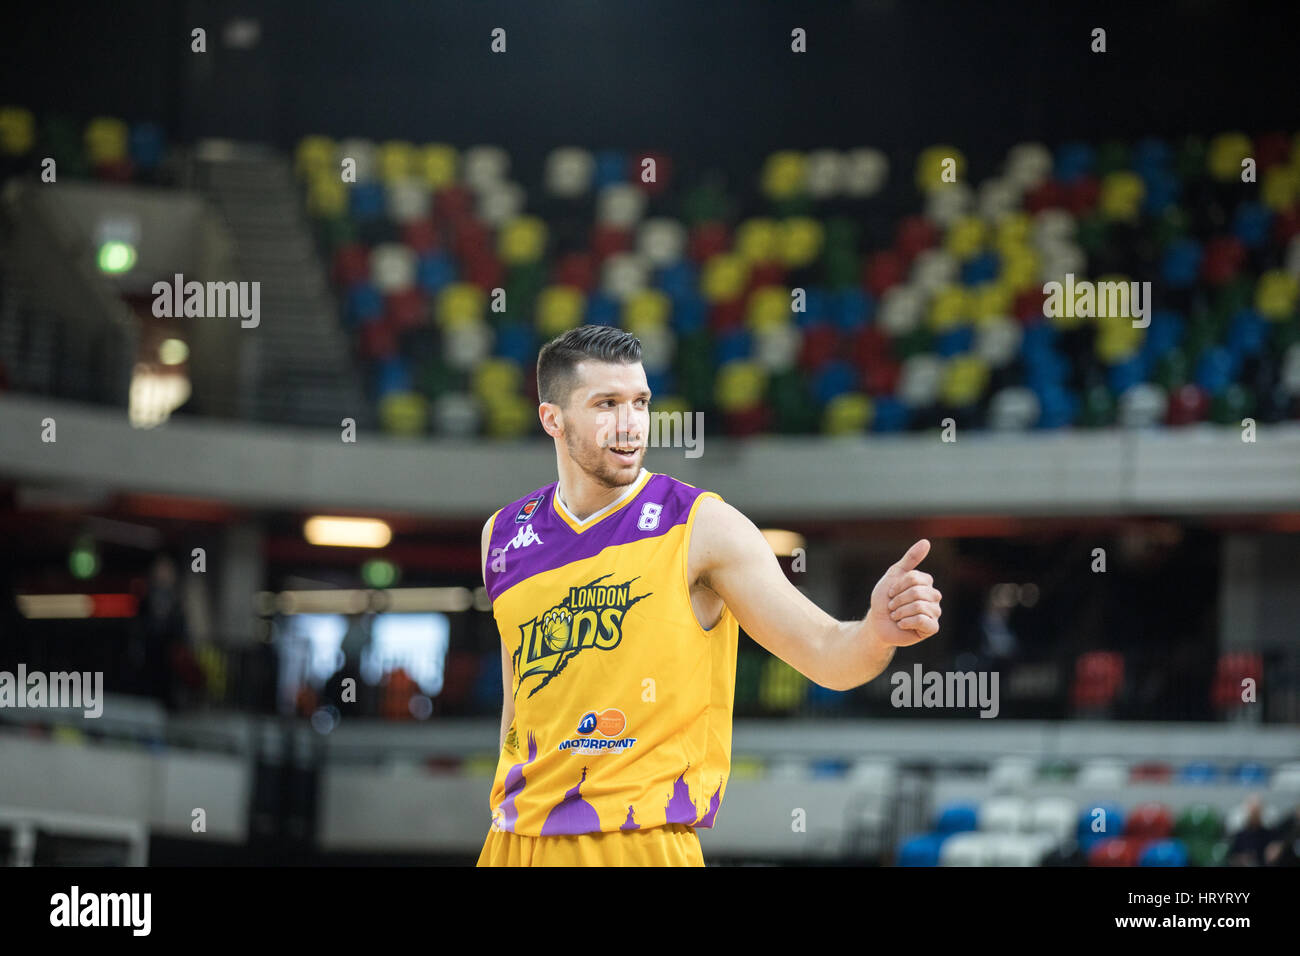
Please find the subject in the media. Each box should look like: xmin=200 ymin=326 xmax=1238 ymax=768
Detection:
xmin=496 ymin=730 xmax=538 ymax=833
xmin=664 ymin=765 xmax=698 ymax=825
xmin=540 ymin=765 xmax=602 ymax=835
xmin=695 ymin=776 xmax=724 ymax=827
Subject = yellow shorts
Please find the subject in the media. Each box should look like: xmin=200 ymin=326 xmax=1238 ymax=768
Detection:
xmin=476 ymin=822 xmax=704 ymax=867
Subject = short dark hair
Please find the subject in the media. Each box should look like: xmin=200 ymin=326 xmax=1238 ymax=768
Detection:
xmin=536 ymin=325 xmax=642 ymax=407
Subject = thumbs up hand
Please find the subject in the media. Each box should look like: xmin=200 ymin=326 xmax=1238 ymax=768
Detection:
xmin=867 ymin=539 xmax=942 ymax=648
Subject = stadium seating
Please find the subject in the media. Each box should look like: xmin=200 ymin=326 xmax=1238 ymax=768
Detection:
xmin=5 ymin=114 xmax=1299 ymax=441
xmin=284 ymin=131 xmax=1300 ymax=438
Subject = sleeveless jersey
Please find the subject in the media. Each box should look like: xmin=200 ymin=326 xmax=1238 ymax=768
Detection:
xmin=483 ymin=468 xmax=739 ymax=837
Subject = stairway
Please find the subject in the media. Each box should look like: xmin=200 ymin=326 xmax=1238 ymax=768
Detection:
xmin=192 ymin=144 xmax=372 ymax=429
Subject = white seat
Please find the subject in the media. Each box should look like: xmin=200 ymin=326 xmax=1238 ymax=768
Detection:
xmin=1269 ymin=761 xmax=1300 ymax=791
xmin=1029 ymin=796 xmax=1078 ymax=842
xmin=988 ymin=757 xmax=1036 ymax=792
xmin=1225 ymin=800 xmax=1284 ymax=834
xmin=1077 ymin=759 xmax=1128 ymax=789
xmin=940 ymin=832 xmax=997 ymax=866
xmin=989 ymin=832 xmax=1056 ymax=866
xmin=981 ymin=796 xmax=1029 ymax=833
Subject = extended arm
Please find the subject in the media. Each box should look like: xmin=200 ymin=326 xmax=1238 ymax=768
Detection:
xmin=689 ymin=495 xmax=941 ymax=691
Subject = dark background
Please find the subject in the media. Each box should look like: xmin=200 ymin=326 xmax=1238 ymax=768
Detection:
xmin=5 ymin=0 xmax=1298 ymax=183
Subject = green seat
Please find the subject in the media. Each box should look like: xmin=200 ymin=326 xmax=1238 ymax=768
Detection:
xmin=894 ymin=326 xmax=934 ymax=361
xmin=1153 ymin=348 xmax=1191 ymax=391
xmin=1038 ymin=760 xmax=1075 ymax=782
xmin=769 ymin=370 xmax=819 ymax=434
xmin=1210 ymin=384 xmax=1254 ymax=424
xmin=1186 ymin=837 xmax=1229 ymax=867
xmin=1153 ymin=206 xmax=1189 ymax=250
xmin=1078 ymin=384 xmax=1116 ymax=427
xmin=1076 ymin=214 xmax=1110 ymax=257
xmin=1174 ymin=804 xmax=1224 ymax=842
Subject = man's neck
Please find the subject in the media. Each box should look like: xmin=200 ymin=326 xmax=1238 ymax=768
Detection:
xmin=556 ymin=468 xmax=646 ymax=524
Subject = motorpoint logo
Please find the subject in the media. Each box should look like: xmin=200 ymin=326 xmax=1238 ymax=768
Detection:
xmin=561 ymin=708 xmax=635 ymax=755
xmin=576 ymin=708 xmax=626 ymax=737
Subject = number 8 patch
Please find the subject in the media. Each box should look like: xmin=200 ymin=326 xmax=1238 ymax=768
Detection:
xmin=637 ymin=502 xmax=662 ymax=531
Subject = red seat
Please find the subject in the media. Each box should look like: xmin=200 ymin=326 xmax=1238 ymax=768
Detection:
xmin=745 ymin=261 xmax=787 ymax=294
xmin=358 ymin=319 xmax=398 ymax=360
xmin=630 ymin=150 xmax=672 ymax=196
xmin=552 ymin=252 xmax=595 ymax=291
xmin=1128 ymin=762 xmax=1173 ymax=783
xmin=1088 ymin=837 xmax=1144 ymax=867
xmin=1165 ymin=384 xmax=1209 ymax=425
xmin=798 ymin=325 xmax=840 ymax=373
xmin=1024 ymin=179 xmax=1066 ymax=214
xmin=433 ymin=185 xmax=474 ymax=225
xmin=862 ymin=250 xmax=905 ymax=297
xmin=591 ymin=224 xmax=632 ymax=262
xmin=1212 ymin=652 xmax=1262 ymax=713
xmin=895 ymin=215 xmax=940 ymax=264
xmin=1071 ymin=651 xmax=1124 ymax=711
xmin=332 ymin=243 xmax=370 ymax=286
xmin=402 ymin=219 xmax=439 ymax=255
xmin=707 ymin=298 xmax=745 ymax=335
xmin=1124 ymin=802 xmax=1174 ymax=840
xmin=385 ymin=288 xmax=428 ymax=331
xmin=688 ymin=222 xmax=730 ymax=264
xmin=1065 ymin=175 xmax=1100 ymax=216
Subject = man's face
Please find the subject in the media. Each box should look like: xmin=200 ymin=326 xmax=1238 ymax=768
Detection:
xmin=554 ymin=360 xmax=651 ymax=488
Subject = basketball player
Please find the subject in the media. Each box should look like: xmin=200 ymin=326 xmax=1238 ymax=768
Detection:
xmin=476 ymin=325 xmax=942 ymax=866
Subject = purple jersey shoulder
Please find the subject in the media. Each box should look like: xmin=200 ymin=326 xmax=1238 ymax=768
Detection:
xmin=483 ymin=473 xmax=719 ymax=602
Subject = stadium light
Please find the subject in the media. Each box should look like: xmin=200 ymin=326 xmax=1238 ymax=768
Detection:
xmin=96 ymin=241 xmax=137 ymax=274
xmin=761 ymin=529 xmax=806 ymax=557
xmin=303 ymin=516 xmax=392 ymax=549
xmin=158 ymin=338 xmax=190 ymax=365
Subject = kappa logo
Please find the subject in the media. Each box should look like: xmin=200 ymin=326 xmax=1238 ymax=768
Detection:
xmin=513 ymin=573 xmax=651 ymax=699
xmin=516 ymin=495 xmax=544 ymax=523
xmin=503 ymin=522 xmax=543 ymax=553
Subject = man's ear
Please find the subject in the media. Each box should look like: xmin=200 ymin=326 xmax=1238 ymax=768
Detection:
xmin=539 ymin=401 xmax=563 ymax=438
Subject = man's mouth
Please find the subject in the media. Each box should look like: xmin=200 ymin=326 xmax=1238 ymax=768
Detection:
xmin=608 ymin=444 xmax=640 ymax=462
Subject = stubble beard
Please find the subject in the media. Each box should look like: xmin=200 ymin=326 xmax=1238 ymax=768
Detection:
xmin=565 ymin=428 xmax=642 ymax=490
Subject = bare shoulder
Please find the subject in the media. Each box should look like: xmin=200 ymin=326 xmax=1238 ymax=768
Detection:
xmin=692 ymin=493 xmax=750 ymax=542
xmin=689 ymin=494 xmax=762 ymax=583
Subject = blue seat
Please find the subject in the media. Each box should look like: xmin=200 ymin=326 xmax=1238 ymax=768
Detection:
xmin=897 ymin=833 xmax=945 ymax=867
xmin=872 ymin=397 xmax=909 ymax=433
xmin=1139 ymin=839 xmax=1189 ymax=867
xmin=1077 ymin=801 xmax=1125 ymax=852
xmin=935 ymin=801 xmax=979 ymax=834
xmin=1232 ymin=762 xmax=1270 ymax=785
xmin=812 ymin=360 xmax=858 ymax=404
xmin=1177 ymin=761 xmax=1219 ymax=784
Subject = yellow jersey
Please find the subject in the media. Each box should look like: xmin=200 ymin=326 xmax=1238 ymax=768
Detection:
xmin=483 ymin=467 xmax=739 ymax=836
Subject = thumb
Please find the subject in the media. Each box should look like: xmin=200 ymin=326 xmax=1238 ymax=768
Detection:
xmin=892 ymin=539 xmax=931 ymax=574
